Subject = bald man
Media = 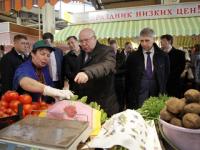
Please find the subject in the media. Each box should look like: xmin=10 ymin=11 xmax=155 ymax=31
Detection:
xmin=74 ymin=28 xmax=119 ymax=116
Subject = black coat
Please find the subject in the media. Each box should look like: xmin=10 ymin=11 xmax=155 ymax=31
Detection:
xmin=0 ymin=48 xmax=28 ymax=94
xmin=166 ymin=47 xmax=185 ymax=97
xmin=52 ymin=47 xmax=64 ymax=89
xmin=125 ymin=43 xmax=170 ymax=109
xmin=78 ymin=41 xmax=119 ymax=116
xmin=63 ymin=50 xmax=83 ymax=93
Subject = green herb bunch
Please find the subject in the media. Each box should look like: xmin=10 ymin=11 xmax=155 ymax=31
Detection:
xmin=137 ymin=94 xmax=170 ymax=120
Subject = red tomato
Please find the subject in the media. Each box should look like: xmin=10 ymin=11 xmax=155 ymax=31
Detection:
xmin=23 ymin=104 xmax=33 ymax=115
xmin=10 ymin=111 xmax=17 ymax=116
xmin=19 ymin=94 xmax=32 ymax=104
xmin=32 ymin=102 xmax=40 ymax=110
xmin=0 ymin=106 xmax=7 ymax=113
xmin=4 ymin=91 xmax=19 ymax=102
xmin=9 ymin=100 xmax=21 ymax=110
xmin=40 ymin=106 xmax=48 ymax=110
xmin=6 ymin=108 xmax=13 ymax=115
xmin=0 ymin=100 xmax=9 ymax=108
xmin=31 ymin=111 xmax=40 ymax=116
xmin=0 ymin=111 xmax=4 ymax=117
xmin=40 ymin=101 xmax=47 ymax=107
xmin=1 ymin=95 xmax=6 ymax=101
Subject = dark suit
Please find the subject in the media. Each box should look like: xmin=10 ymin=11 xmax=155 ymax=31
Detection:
xmin=126 ymin=43 xmax=170 ymax=109
xmin=166 ymin=47 xmax=185 ymax=98
xmin=63 ymin=50 xmax=83 ymax=93
xmin=0 ymin=48 xmax=28 ymax=94
xmin=78 ymin=41 xmax=119 ymax=116
xmin=115 ymin=50 xmax=129 ymax=111
xmin=52 ymin=47 xmax=63 ymax=89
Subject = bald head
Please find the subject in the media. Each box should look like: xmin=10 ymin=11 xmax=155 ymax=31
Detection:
xmin=79 ymin=28 xmax=97 ymax=53
xmin=80 ymin=28 xmax=95 ymax=38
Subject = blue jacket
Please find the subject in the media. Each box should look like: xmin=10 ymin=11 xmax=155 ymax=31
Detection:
xmin=13 ymin=59 xmax=53 ymax=101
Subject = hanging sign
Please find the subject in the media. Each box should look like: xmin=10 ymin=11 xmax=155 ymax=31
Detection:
xmin=72 ymin=2 xmax=200 ymax=24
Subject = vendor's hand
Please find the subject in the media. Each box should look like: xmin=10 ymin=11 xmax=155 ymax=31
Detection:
xmin=74 ymin=72 xmax=89 ymax=84
xmin=43 ymin=86 xmax=74 ymax=100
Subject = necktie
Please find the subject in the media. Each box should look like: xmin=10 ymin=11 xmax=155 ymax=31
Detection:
xmin=146 ymin=52 xmax=153 ymax=79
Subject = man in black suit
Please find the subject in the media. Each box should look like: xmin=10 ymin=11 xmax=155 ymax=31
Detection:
xmin=63 ymin=36 xmax=82 ymax=93
xmin=0 ymin=34 xmax=28 ymax=94
xmin=126 ymin=28 xmax=170 ymax=109
xmin=74 ymin=28 xmax=119 ymax=116
xmin=161 ymin=34 xmax=185 ymax=98
xmin=109 ymin=40 xmax=133 ymax=111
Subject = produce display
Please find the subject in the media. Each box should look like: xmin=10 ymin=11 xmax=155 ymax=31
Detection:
xmin=0 ymin=91 xmax=50 ymax=118
xmin=137 ymin=95 xmax=170 ymax=120
xmin=160 ymin=89 xmax=200 ymax=129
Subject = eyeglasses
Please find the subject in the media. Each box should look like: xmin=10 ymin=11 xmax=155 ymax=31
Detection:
xmin=79 ymin=36 xmax=94 ymax=43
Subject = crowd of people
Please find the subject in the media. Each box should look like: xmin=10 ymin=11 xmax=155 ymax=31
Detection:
xmin=0 ymin=27 xmax=199 ymax=116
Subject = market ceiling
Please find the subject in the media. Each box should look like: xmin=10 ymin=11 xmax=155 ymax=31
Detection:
xmin=0 ymin=0 xmax=85 ymax=13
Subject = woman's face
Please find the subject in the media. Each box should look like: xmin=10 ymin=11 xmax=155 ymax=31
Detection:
xmin=31 ymin=48 xmax=51 ymax=68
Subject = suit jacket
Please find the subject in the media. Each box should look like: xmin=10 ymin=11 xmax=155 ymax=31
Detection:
xmin=78 ymin=41 xmax=119 ymax=116
xmin=53 ymin=47 xmax=63 ymax=88
xmin=63 ymin=50 xmax=83 ymax=93
xmin=126 ymin=43 xmax=170 ymax=109
xmin=0 ymin=48 xmax=28 ymax=94
xmin=166 ymin=47 xmax=185 ymax=97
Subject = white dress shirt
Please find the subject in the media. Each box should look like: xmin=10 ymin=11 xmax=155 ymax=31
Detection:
xmin=49 ymin=52 xmax=58 ymax=81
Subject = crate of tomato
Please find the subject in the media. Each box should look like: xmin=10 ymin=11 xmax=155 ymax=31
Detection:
xmin=0 ymin=91 xmax=50 ymax=129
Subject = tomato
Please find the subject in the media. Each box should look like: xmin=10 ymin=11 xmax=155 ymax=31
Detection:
xmin=40 ymin=106 xmax=48 ymax=110
xmin=40 ymin=101 xmax=47 ymax=107
xmin=32 ymin=102 xmax=40 ymax=110
xmin=4 ymin=91 xmax=19 ymax=102
xmin=0 ymin=106 xmax=7 ymax=113
xmin=6 ymin=108 xmax=13 ymax=115
xmin=19 ymin=94 xmax=32 ymax=104
xmin=23 ymin=104 xmax=33 ymax=115
xmin=9 ymin=100 xmax=21 ymax=110
xmin=10 ymin=111 xmax=17 ymax=116
xmin=0 ymin=111 xmax=4 ymax=117
xmin=0 ymin=100 xmax=9 ymax=108
xmin=31 ymin=111 xmax=40 ymax=116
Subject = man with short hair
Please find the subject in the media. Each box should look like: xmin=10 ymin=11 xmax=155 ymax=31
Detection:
xmin=63 ymin=36 xmax=82 ymax=92
xmin=74 ymin=28 xmax=119 ymax=116
xmin=126 ymin=28 xmax=170 ymax=109
xmin=160 ymin=34 xmax=185 ymax=98
xmin=42 ymin=32 xmax=63 ymax=90
xmin=0 ymin=34 xmax=28 ymax=94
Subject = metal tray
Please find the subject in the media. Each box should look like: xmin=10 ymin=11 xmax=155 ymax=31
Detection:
xmin=0 ymin=116 xmax=91 ymax=150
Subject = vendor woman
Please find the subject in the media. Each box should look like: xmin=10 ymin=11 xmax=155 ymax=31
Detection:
xmin=13 ymin=40 xmax=73 ymax=102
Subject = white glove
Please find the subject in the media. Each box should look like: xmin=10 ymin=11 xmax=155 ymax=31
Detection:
xmin=43 ymin=86 xmax=74 ymax=100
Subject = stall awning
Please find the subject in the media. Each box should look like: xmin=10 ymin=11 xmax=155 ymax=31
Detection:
xmin=55 ymin=17 xmax=200 ymax=41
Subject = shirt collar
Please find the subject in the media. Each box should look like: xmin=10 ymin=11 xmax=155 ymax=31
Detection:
xmin=143 ymin=46 xmax=154 ymax=54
